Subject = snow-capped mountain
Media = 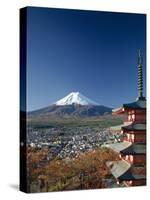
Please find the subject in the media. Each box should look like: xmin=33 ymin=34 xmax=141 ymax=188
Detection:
xmin=29 ymin=92 xmax=112 ymax=118
xmin=55 ymin=92 xmax=99 ymax=106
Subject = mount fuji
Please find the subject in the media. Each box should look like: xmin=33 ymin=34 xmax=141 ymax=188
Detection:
xmin=55 ymin=92 xmax=99 ymax=106
xmin=29 ymin=92 xmax=112 ymax=118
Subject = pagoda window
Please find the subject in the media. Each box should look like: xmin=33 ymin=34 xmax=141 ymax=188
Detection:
xmin=131 ymin=134 xmax=135 ymax=142
xmin=131 ymin=110 xmax=135 ymax=114
xmin=125 ymin=155 xmax=129 ymax=160
xmin=128 ymin=115 xmax=131 ymax=121
xmin=129 ymin=155 xmax=134 ymax=163
xmin=127 ymin=134 xmax=130 ymax=141
xmin=132 ymin=114 xmax=135 ymax=121
xmin=117 ymin=180 xmax=120 ymax=185
xmin=129 ymin=181 xmax=133 ymax=185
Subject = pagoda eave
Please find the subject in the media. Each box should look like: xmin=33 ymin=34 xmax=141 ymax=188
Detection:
xmin=112 ymin=99 xmax=146 ymax=116
xmin=123 ymin=99 xmax=146 ymax=110
xmin=112 ymin=107 xmax=125 ymax=115
xmin=105 ymin=141 xmax=132 ymax=153
xmin=118 ymin=174 xmax=146 ymax=181
xmin=105 ymin=142 xmax=146 ymax=155
xmin=106 ymin=160 xmax=131 ymax=179
xmin=122 ymin=123 xmax=146 ymax=131
xmin=106 ymin=160 xmax=146 ymax=181
xmin=120 ymin=144 xmax=146 ymax=155
xmin=109 ymin=122 xmax=132 ymax=132
xmin=109 ymin=124 xmax=124 ymax=132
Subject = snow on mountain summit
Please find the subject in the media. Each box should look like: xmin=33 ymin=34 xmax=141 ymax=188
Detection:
xmin=55 ymin=92 xmax=99 ymax=106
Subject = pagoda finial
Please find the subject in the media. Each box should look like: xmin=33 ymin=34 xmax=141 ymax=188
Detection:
xmin=138 ymin=49 xmax=143 ymax=65
xmin=137 ymin=49 xmax=145 ymax=100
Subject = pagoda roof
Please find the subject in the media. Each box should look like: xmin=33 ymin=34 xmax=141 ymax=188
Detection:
xmin=113 ymin=99 xmax=146 ymax=114
xmin=106 ymin=160 xmax=131 ymax=179
xmin=109 ymin=122 xmax=132 ymax=132
xmin=122 ymin=123 xmax=146 ymax=131
xmin=119 ymin=172 xmax=146 ymax=181
xmin=110 ymin=122 xmax=146 ymax=132
xmin=107 ymin=160 xmax=146 ymax=180
xmin=105 ymin=142 xmax=146 ymax=154
xmin=105 ymin=141 xmax=132 ymax=153
xmin=123 ymin=98 xmax=146 ymax=109
xmin=121 ymin=144 xmax=146 ymax=154
xmin=112 ymin=107 xmax=125 ymax=115
xmin=109 ymin=124 xmax=124 ymax=131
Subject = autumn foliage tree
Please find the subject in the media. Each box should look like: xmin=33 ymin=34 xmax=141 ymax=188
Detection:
xmin=68 ymin=148 xmax=119 ymax=189
xmin=27 ymin=147 xmax=119 ymax=192
xmin=27 ymin=147 xmax=49 ymax=185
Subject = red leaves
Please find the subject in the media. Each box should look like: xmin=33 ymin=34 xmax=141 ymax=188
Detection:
xmin=27 ymin=147 xmax=119 ymax=191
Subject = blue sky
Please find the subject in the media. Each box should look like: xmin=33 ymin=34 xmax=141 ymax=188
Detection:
xmin=26 ymin=7 xmax=146 ymax=111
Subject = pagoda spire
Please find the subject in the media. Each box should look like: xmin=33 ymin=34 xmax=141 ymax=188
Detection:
xmin=137 ymin=49 xmax=145 ymax=100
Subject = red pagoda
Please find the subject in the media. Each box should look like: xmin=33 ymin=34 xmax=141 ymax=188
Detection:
xmin=106 ymin=50 xmax=146 ymax=187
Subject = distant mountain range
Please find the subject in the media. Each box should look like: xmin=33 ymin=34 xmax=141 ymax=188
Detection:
xmin=29 ymin=92 xmax=112 ymax=118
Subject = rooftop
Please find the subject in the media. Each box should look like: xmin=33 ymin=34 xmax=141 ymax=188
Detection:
xmin=105 ymin=141 xmax=132 ymax=153
xmin=113 ymin=99 xmax=146 ymax=115
xmin=106 ymin=160 xmax=131 ymax=179
xmin=105 ymin=141 xmax=146 ymax=154
xmin=109 ymin=124 xmax=124 ymax=131
xmin=122 ymin=123 xmax=146 ymax=131
xmin=109 ymin=122 xmax=146 ymax=132
xmin=106 ymin=160 xmax=146 ymax=180
xmin=123 ymin=99 xmax=146 ymax=109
